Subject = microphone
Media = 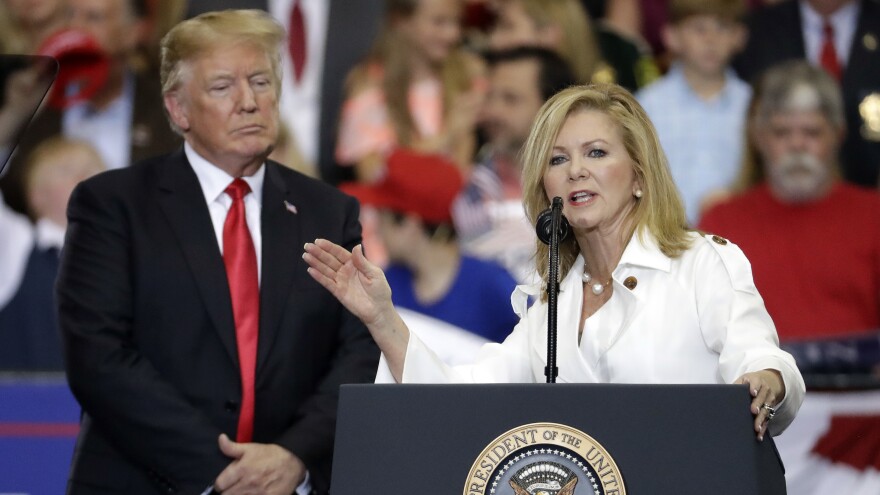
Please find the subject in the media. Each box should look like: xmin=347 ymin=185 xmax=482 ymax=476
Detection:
xmin=536 ymin=198 xmax=569 ymax=245
xmin=537 ymin=197 xmax=567 ymax=384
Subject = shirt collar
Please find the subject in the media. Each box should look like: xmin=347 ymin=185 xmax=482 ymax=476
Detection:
xmin=34 ymin=218 xmax=66 ymax=251
xmin=666 ymin=63 xmax=741 ymax=105
xmin=800 ymin=0 xmax=860 ymax=34
xmin=512 ymin=228 xmax=673 ymax=311
xmin=185 ymin=141 xmax=265 ymax=206
xmin=616 ymin=228 xmax=673 ymax=273
xmin=65 ymin=71 xmax=134 ymax=119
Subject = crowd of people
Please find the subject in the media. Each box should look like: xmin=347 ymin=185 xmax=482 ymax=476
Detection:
xmin=0 ymin=0 xmax=878 ymax=493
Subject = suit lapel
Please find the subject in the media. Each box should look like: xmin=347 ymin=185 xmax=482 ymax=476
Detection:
xmin=256 ymin=163 xmax=302 ymax=370
xmin=788 ymin=2 xmax=807 ymax=59
xmin=843 ymin=0 xmax=880 ymax=88
xmin=155 ymin=150 xmax=239 ymax=366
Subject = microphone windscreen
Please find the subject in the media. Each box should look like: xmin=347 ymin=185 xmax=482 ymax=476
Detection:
xmin=535 ymin=206 xmax=569 ymax=245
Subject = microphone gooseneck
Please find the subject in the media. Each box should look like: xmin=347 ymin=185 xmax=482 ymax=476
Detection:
xmin=538 ymin=197 xmax=567 ymax=383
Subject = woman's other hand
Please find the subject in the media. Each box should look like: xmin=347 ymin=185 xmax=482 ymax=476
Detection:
xmin=735 ymin=369 xmax=785 ymax=441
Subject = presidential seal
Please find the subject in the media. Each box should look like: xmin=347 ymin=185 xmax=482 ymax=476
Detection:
xmin=464 ymin=423 xmax=625 ymax=495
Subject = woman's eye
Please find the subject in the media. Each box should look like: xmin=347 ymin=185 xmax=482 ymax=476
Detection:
xmin=588 ymin=148 xmax=607 ymax=158
xmin=549 ymin=155 xmax=567 ymax=166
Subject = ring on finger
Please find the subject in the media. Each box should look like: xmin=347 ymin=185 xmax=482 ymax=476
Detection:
xmin=761 ymin=403 xmax=776 ymax=421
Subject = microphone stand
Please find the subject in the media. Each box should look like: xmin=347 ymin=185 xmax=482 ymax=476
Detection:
xmin=545 ymin=197 xmax=565 ymax=383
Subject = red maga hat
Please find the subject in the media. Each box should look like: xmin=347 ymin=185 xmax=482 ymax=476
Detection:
xmin=341 ymin=148 xmax=465 ymax=225
xmin=37 ymin=28 xmax=110 ymax=110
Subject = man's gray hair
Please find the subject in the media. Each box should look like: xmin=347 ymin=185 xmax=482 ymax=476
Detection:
xmin=754 ymin=60 xmax=845 ymax=130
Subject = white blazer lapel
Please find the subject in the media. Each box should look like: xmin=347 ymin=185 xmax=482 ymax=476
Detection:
xmin=530 ymin=256 xmax=600 ymax=383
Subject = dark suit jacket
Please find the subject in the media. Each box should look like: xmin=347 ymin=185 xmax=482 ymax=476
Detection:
xmin=734 ymin=0 xmax=880 ymax=187
xmin=0 ymin=70 xmax=180 ymax=216
xmin=57 ymin=149 xmax=379 ymax=494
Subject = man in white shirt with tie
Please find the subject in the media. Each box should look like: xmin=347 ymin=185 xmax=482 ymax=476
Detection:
xmin=734 ymin=0 xmax=880 ymax=188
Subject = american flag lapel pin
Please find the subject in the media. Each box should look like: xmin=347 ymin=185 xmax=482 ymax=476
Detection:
xmin=283 ymin=200 xmax=298 ymax=214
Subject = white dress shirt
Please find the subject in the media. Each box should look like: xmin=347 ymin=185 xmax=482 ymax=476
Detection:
xmin=0 ymin=191 xmax=34 ymax=309
xmin=186 ymin=142 xmax=264 ymax=284
xmin=63 ymin=72 xmax=135 ymax=170
xmin=270 ymin=0 xmax=329 ymax=165
xmin=800 ymin=0 xmax=861 ymax=68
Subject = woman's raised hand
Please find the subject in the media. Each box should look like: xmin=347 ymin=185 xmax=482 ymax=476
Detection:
xmin=303 ymin=240 xmax=392 ymax=327
xmin=304 ymin=239 xmax=410 ymax=381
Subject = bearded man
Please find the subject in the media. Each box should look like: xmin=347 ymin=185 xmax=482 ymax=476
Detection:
xmin=699 ymin=60 xmax=880 ymax=342
xmin=699 ymin=59 xmax=880 ymax=495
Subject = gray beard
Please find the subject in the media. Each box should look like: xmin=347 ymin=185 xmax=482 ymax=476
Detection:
xmin=768 ymin=152 xmax=831 ymax=203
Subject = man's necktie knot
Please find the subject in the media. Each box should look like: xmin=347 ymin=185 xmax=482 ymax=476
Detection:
xmin=225 ymin=178 xmax=252 ymax=202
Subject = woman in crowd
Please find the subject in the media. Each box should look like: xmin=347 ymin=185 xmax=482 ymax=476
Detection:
xmin=335 ymin=0 xmax=485 ymax=183
xmin=306 ymin=84 xmax=805 ymax=440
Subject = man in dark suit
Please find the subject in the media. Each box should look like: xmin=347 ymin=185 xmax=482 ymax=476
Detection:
xmin=57 ymin=9 xmax=378 ymax=495
xmin=734 ymin=0 xmax=880 ymax=188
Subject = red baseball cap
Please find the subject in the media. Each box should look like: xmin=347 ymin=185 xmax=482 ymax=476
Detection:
xmin=37 ymin=28 xmax=110 ymax=110
xmin=341 ymin=149 xmax=465 ymax=225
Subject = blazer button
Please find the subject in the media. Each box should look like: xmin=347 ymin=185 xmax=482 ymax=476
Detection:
xmin=224 ymin=400 xmax=239 ymax=412
xmin=623 ymin=276 xmax=638 ymax=290
xmin=711 ymin=235 xmax=728 ymax=245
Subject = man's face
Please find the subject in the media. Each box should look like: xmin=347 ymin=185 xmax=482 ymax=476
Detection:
xmin=755 ymin=110 xmax=840 ymax=202
xmin=68 ymin=0 xmax=139 ymax=58
xmin=480 ymin=59 xmax=544 ymax=155
xmin=164 ymin=43 xmax=280 ymax=174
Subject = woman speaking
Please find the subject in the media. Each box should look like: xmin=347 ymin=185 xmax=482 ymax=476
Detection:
xmin=304 ymin=84 xmax=804 ymax=440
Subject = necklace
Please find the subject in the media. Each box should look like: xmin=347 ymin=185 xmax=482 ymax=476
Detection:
xmin=582 ymin=267 xmax=612 ymax=295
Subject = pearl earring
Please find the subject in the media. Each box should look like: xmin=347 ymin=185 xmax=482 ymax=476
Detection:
xmin=634 ymin=189 xmax=643 ymax=198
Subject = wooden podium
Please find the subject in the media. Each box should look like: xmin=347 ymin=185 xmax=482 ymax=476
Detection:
xmin=331 ymin=383 xmax=786 ymax=494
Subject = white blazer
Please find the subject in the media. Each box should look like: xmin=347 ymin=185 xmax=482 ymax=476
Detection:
xmin=377 ymin=231 xmax=805 ymax=434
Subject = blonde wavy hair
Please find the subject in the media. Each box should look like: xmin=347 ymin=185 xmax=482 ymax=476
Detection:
xmin=521 ymin=84 xmax=691 ymax=285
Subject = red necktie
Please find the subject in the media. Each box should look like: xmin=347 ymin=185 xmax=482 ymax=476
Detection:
xmin=820 ymin=20 xmax=842 ymax=80
xmin=223 ymin=179 xmax=259 ymax=443
xmin=289 ymin=0 xmax=307 ymax=83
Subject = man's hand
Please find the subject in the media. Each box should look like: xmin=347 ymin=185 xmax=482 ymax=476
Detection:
xmin=213 ymin=434 xmax=306 ymax=495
